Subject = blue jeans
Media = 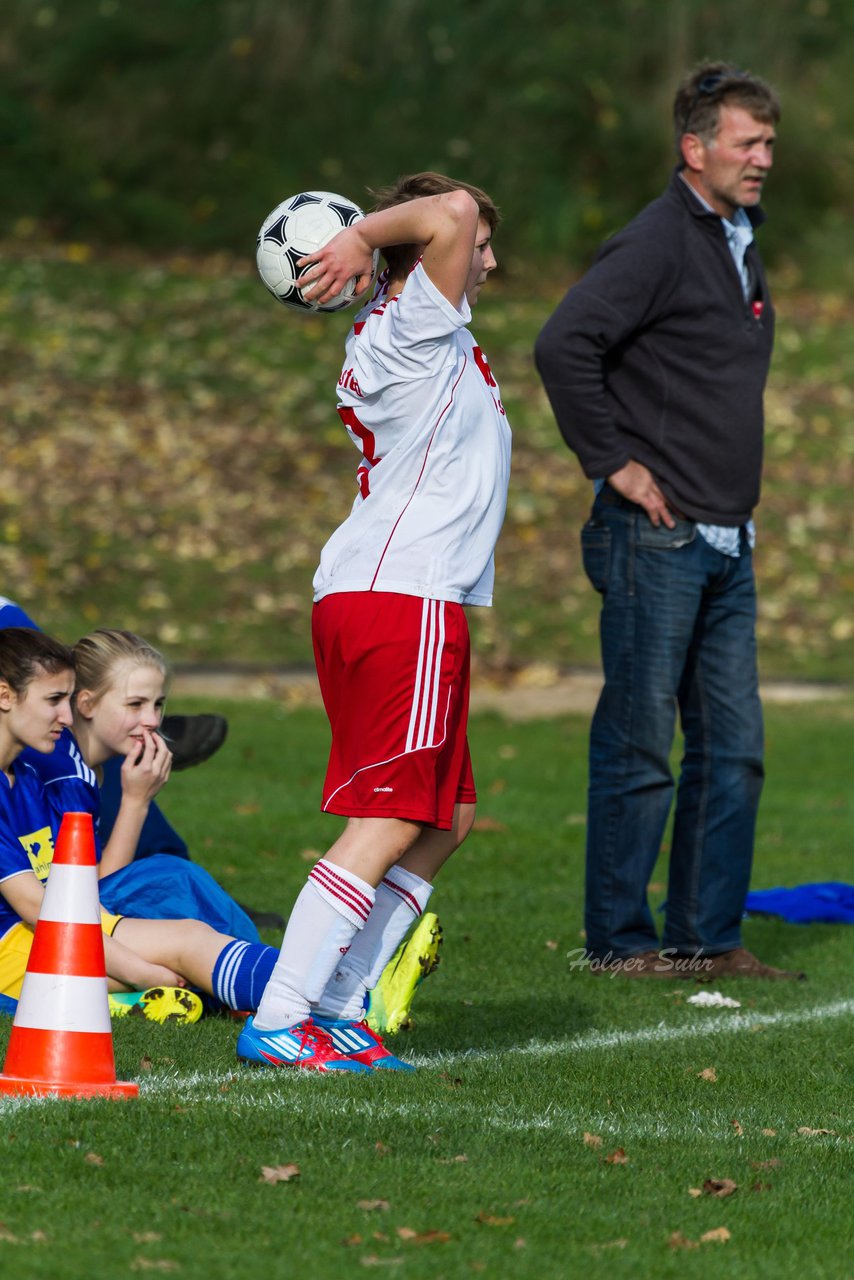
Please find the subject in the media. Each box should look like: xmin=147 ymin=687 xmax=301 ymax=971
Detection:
xmin=582 ymin=489 xmax=764 ymax=959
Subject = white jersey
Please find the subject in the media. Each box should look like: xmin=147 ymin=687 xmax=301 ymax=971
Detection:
xmin=312 ymin=262 xmax=512 ymax=606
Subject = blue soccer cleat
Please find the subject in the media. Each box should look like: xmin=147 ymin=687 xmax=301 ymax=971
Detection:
xmin=312 ymin=1014 xmax=416 ymax=1071
xmin=237 ymin=1015 xmax=370 ymax=1073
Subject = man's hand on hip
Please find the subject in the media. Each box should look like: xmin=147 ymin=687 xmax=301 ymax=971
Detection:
xmin=607 ymin=461 xmax=676 ymax=528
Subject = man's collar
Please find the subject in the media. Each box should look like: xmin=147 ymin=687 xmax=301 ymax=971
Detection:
xmin=670 ymin=167 xmax=767 ymax=228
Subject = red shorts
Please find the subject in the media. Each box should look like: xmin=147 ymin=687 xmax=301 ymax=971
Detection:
xmin=312 ymin=592 xmax=476 ymax=830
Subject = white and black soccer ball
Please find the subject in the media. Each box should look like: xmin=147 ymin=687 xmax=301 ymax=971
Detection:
xmin=256 ymin=190 xmax=378 ymax=313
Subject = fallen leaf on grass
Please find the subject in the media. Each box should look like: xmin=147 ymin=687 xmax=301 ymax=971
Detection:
xmin=395 ymin=1227 xmax=451 ymax=1244
xmin=751 ymin=1159 xmax=783 ymax=1169
xmin=583 ymin=1132 xmax=603 ymax=1149
xmin=604 ymin=1147 xmax=629 ymax=1164
xmin=259 ymin=1164 xmax=301 ymax=1184
xmin=752 ymin=1182 xmax=772 ymax=1192
xmin=374 ymin=1141 xmax=390 ymax=1157
xmin=139 ymin=1055 xmax=153 ymax=1072
xmin=360 ymin=1257 xmax=403 ymax=1268
xmin=688 ymin=1188 xmax=703 ymax=1198
xmin=761 ymin=1128 xmax=777 ymax=1136
xmin=698 ymin=1067 xmax=718 ymax=1082
xmin=30 ymin=1230 xmax=48 ymax=1243
xmin=299 ymin=848 xmax=321 ymax=863
xmin=702 ymin=1179 xmax=737 ymax=1198
xmin=133 ymin=1232 xmax=163 ymax=1244
xmin=590 ymin=1238 xmax=629 ymax=1252
xmin=472 ymin=816 xmax=507 ymax=833
xmin=85 ymin=1152 xmax=104 ymax=1166
xmin=668 ymin=1231 xmax=699 ymax=1251
xmin=668 ymin=1226 xmax=731 ymax=1249
xmin=439 ymin=1072 xmax=463 ymax=1088
xmin=130 ymin=1262 xmax=180 ymax=1273
xmin=545 ymin=939 xmax=559 ymax=950
xmin=232 ymin=803 xmax=260 ymax=815
xmin=797 ymin=1127 xmax=837 ymax=1137
xmin=342 ymin=1235 xmax=362 ymax=1247
xmin=731 ymin=1119 xmax=744 ymax=1137
xmin=437 ymin=1154 xmax=468 ymax=1164
xmin=514 ymin=1238 xmax=527 ymax=1249
xmin=475 ymin=1212 xmax=516 ymax=1227
xmin=357 ymin=1200 xmax=389 ymax=1212
xmin=700 ymin=1227 xmax=732 ymax=1244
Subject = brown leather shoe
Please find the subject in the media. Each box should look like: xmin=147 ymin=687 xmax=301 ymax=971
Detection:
xmin=698 ymin=947 xmax=806 ymax=981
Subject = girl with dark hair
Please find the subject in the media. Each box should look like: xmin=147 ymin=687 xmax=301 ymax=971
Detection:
xmin=0 ymin=629 xmax=285 ymax=1033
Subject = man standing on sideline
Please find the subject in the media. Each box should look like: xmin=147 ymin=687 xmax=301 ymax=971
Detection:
xmin=535 ymin=62 xmax=803 ymax=979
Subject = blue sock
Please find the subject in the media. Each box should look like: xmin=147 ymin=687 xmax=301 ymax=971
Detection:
xmin=212 ymin=941 xmax=278 ymax=1011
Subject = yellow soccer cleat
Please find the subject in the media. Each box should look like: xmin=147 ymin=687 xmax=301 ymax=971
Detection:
xmin=109 ymin=986 xmax=204 ymax=1026
xmin=367 ymin=912 xmax=443 ymax=1035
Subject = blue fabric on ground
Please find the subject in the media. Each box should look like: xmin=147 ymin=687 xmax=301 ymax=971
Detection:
xmin=99 ymin=854 xmax=261 ymax=942
xmin=745 ymin=882 xmax=854 ymax=925
xmin=99 ymin=757 xmax=190 ymax=860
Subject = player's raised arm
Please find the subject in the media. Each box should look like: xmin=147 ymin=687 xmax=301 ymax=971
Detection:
xmin=299 ymin=190 xmax=480 ymax=309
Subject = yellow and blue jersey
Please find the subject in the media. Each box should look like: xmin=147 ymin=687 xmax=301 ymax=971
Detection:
xmin=20 ymin=729 xmax=100 ymax=837
xmin=0 ymin=760 xmax=59 ymax=939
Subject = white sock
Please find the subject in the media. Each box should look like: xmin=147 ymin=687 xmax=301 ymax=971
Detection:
xmin=314 ymin=865 xmax=433 ymax=1022
xmin=253 ymin=859 xmax=375 ymax=1031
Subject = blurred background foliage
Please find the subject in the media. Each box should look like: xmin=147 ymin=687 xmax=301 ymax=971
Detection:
xmin=1 ymin=0 xmax=852 ymax=285
xmin=1 ymin=0 xmax=851 ymax=681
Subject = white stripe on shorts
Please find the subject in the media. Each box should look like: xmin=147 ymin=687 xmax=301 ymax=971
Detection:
xmin=406 ymin=599 xmax=445 ymax=753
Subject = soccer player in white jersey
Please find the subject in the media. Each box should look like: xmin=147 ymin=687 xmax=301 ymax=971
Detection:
xmin=238 ymin=173 xmax=512 ymax=1073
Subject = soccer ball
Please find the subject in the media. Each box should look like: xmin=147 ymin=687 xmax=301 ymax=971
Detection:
xmin=256 ymin=190 xmax=378 ymax=313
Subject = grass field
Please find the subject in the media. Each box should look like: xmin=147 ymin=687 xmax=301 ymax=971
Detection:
xmin=1 ymin=697 xmax=852 ymax=1279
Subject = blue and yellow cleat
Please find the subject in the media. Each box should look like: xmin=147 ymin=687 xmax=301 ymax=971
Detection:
xmin=312 ymin=1014 xmax=416 ymax=1071
xmin=109 ymin=986 xmax=204 ymax=1025
xmin=236 ymin=1015 xmax=370 ymax=1073
xmin=367 ymin=911 xmax=443 ymax=1035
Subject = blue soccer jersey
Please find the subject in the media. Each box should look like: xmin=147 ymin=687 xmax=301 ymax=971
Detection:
xmin=0 ymin=760 xmax=59 ymax=939
xmin=21 ymin=729 xmax=101 ymax=836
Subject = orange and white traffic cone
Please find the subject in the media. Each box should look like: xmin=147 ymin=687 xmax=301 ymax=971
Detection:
xmin=0 ymin=812 xmax=138 ymax=1099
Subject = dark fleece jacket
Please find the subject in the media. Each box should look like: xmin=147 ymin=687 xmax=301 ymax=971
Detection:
xmin=534 ymin=171 xmax=775 ymax=525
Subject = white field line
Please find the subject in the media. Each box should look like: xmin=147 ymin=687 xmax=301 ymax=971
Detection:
xmin=2 ymin=996 xmax=851 ymax=1115
xmin=458 ymin=996 xmax=854 ymax=1063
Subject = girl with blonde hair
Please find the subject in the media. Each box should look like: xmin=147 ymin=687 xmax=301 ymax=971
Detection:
xmin=0 ymin=628 xmax=289 ymax=1035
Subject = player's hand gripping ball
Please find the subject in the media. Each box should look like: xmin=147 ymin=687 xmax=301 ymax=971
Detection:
xmin=256 ymin=190 xmax=379 ymax=313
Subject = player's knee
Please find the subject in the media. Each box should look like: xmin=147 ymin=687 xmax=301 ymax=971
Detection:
xmin=455 ymin=802 xmax=477 ymax=846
